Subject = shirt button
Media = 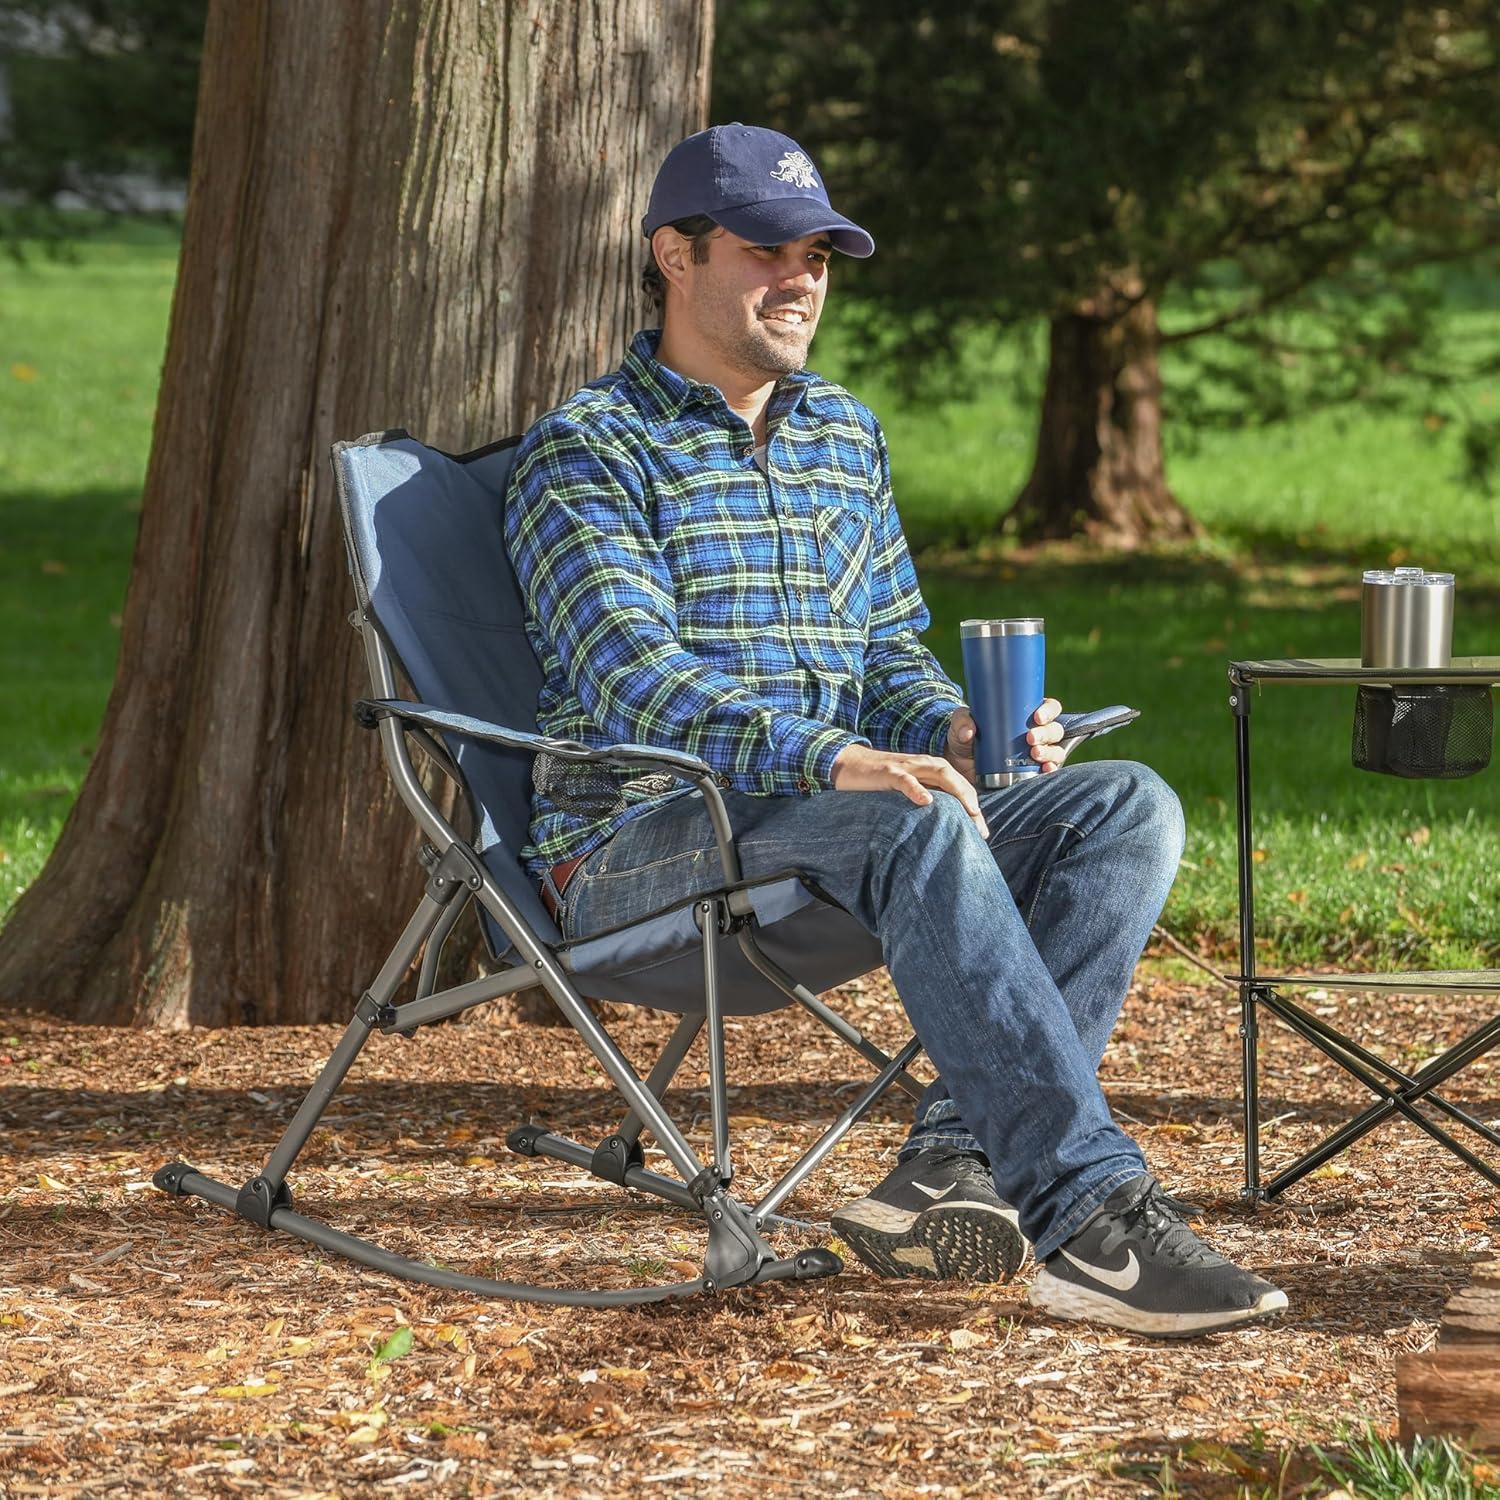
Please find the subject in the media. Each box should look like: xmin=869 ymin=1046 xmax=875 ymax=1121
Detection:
xmin=796 ymin=777 xmax=811 ymax=792
xmin=716 ymin=774 xmax=731 ymax=789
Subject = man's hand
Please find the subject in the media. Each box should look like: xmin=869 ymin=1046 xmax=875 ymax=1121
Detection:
xmin=830 ymin=743 xmax=991 ymax=840
xmin=944 ymin=699 xmax=1070 ymax=786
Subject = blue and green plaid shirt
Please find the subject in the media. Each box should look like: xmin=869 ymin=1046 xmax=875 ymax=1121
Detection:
xmin=505 ymin=328 xmax=964 ymax=877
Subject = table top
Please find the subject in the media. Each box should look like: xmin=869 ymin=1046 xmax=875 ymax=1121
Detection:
xmin=1240 ymin=969 xmax=1500 ymax=994
xmin=1231 ymin=656 xmax=1500 ymax=686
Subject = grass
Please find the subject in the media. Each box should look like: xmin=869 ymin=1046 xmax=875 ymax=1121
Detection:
xmin=1 ymin=221 xmax=1497 ymax=971
xmin=0 ymin=219 xmax=176 ymax=913
xmin=1149 ymin=1425 xmax=1500 ymax=1497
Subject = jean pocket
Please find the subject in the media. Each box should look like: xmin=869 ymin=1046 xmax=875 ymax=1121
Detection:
xmin=813 ymin=504 xmax=872 ymax=625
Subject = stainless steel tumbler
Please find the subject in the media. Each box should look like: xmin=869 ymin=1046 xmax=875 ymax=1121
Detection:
xmin=961 ymin=618 xmax=1045 ymax=789
xmin=1361 ymin=567 xmax=1454 ymax=669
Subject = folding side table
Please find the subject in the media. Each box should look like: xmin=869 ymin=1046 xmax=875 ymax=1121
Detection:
xmin=1229 ymin=656 xmax=1500 ymax=1201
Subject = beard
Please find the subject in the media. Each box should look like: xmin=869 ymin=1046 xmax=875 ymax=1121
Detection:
xmin=727 ymin=314 xmax=814 ymax=377
xmin=696 ymin=283 xmax=818 ymax=379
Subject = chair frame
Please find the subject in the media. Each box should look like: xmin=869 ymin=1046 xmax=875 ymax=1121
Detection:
xmin=155 ymin=439 xmax=928 ymax=1307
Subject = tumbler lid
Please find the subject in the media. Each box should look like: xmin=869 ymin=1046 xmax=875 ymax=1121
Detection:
xmin=961 ymin=617 xmax=1044 ymax=637
xmin=1363 ymin=567 xmax=1454 ymax=586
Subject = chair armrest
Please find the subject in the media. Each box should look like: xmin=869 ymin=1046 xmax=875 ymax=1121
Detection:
xmin=354 ymin=698 xmax=715 ymax=780
xmin=354 ymin=698 xmax=746 ymax=885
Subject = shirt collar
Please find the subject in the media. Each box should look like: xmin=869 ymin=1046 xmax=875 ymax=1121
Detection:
xmin=621 ymin=328 xmax=815 ymax=426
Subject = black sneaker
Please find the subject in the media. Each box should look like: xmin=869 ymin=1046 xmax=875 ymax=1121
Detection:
xmin=830 ymin=1148 xmax=1029 ymax=1282
xmin=1029 ymin=1173 xmax=1287 ymax=1337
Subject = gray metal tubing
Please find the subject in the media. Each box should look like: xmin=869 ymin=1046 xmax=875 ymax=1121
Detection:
xmin=166 ymin=1169 xmax=704 ymax=1306
xmin=386 ymin=962 xmax=546 ymax=1032
xmin=736 ymin=927 xmax=925 ymax=1101
xmin=520 ymin=1129 xmax=700 ymax=1211
xmin=415 ymin=888 xmax=470 ymax=1000
xmin=262 ymin=1014 xmax=377 ymax=1184
xmin=755 ymin=1035 xmax=924 ymax=1222
xmin=701 ymin=901 xmax=732 ymax=1183
xmin=358 ymin=627 xmax=710 ymax=1188
xmin=525 ymin=927 xmax=708 ymax=1185
xmin=362 ymin=629 xmax=456 ymax=851
xmin=261 ymin=895 xmax=443 ymax=1183
xmin=619 ymin=1014 xmax=704 ymax=1146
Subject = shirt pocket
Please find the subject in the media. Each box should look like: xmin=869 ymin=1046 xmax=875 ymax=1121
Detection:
xmin=813 ymin=503 xmax=872 ymax=627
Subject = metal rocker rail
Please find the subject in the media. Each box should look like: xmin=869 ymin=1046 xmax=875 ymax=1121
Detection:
xmin=155 ymin=730 xmax=925 ymax=1307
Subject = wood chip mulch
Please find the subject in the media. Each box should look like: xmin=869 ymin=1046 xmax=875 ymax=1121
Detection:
xmin=2 ymin=960 xmax=1496 ymax=1496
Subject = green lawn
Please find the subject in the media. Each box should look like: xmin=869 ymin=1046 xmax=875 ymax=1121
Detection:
xmin=0 ymin=221 xmax=176 ymax=913
xmin=2 ymin=222 xmax=1497 ymax=971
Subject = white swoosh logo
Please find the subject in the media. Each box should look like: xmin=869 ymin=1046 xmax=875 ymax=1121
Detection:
xmin=911 ymin=1181 xmax=957 ymax=1202
xmin=1061 ymin=1246 xmax=1140 ymax=1291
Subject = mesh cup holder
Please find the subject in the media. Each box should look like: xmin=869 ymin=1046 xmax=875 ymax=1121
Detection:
xmin=1352 ymin=684 xmax=1494 ymax=779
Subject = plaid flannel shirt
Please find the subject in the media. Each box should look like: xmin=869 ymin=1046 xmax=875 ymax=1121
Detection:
xmin=505 ymin=328 xmax=964 ymax=877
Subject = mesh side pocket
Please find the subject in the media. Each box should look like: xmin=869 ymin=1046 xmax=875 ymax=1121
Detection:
xmin=531 ymin=753 xmax=680 ymax=815
xmin=1352 ymin=685 xmax=1493 ymax=779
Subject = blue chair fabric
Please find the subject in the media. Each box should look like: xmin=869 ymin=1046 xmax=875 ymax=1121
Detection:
xmin=332 ymin=430 xmax=886 ymax=1015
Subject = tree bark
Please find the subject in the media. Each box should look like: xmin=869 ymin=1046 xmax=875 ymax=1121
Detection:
xmin=0 ymin=0 xmax=712 ymax=1026
xmin=1007 ymin=289 xmax=1201 ymax=547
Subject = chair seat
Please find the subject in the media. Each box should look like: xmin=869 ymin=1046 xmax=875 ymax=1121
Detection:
xmin=562 ymin=875 xmax=885 ymax=1016
xmin=476 ymin=849 xmax=884 ymax=1016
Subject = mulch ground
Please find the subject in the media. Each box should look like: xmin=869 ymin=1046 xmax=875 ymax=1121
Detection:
xmin=2 ymin=956 xmax=1496 ymax=1497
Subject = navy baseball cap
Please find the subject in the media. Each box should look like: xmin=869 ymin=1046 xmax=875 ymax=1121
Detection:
xmin=642 ymin=123 xmax=874 ymax=259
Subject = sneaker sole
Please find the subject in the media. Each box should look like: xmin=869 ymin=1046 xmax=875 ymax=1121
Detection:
xmin=1028 ymin=1265 xmax=1289 ymax=1337
xmin=831 ymin=1198 xmax=1029 ymax=1283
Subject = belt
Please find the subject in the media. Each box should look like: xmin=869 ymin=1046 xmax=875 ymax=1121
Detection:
xmin=539 ymin=854 xmax=586 ymax=921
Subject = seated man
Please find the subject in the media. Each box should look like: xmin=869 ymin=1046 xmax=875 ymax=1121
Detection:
xmin=505 ymin=122 xmax=1287 ymax=1337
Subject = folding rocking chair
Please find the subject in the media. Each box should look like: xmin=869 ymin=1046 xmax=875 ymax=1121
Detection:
xmin=154 ymin=429 xmax=929 ymax=1306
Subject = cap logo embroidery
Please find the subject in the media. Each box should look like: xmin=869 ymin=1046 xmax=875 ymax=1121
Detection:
xmin=769 ymin=150 xmax=818 ymax=190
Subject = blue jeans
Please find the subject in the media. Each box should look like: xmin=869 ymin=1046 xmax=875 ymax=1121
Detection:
xmin=556 ymin=761 xmax=1184 ymax=1259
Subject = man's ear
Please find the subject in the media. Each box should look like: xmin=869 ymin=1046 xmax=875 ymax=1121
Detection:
xmin=650 ymin=226 xmax=693 ymax=296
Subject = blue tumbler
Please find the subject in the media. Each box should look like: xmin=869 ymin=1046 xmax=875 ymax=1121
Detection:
xmin=961 ymin=618 xmax=1045 ymax=788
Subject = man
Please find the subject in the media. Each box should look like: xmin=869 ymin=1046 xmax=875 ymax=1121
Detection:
xmin=505 ymin=123 xmax=1287 ymax=1337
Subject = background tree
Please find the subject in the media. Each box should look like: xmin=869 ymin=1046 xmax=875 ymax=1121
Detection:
xmin=715 ymin=0 xmax=1500 ymax=544
xmin=0 ymin=0 xmax=204 ymax=227
xmin=0 ymin=0 xmax=712 ymax=1027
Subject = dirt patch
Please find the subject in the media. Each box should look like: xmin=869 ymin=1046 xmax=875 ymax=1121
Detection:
xmin=2 ymin=964 xmax=1494 ymax=1495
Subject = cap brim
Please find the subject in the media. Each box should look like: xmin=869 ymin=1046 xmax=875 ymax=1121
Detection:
xmin=709 ymin=197 xmax=874 ymax=259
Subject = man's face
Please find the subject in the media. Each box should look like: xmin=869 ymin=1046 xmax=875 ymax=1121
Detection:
xmin=671 ymin=228 xmax=832 ymax=379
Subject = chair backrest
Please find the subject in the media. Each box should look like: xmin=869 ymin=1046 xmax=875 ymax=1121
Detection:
xmin=332 ymin=430 xmax=550 ymax=950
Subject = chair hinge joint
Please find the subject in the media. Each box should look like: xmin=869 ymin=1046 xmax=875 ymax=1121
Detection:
xmin=687 ymin=1166 xmax=724 ymax=1204
xmin=355 ymin=992 xmax=395 ymax=1028
xmin=426 ymin=843 xmax=484 ymax=903
xmin=235 ymin=1174 xmax=292 ymax=1228
xmin=590 ymin=1134 xmax=645 ymax=1185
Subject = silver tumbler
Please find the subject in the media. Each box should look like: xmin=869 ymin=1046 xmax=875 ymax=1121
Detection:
xmin=1361 ymin=567 xmax=1454 ymax=669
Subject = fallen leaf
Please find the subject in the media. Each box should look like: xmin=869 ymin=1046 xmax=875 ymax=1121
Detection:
xmin=36 ymin=1173 xmax=67 ymax=1192
xmin=371 ymin=1326 xmax=413 ymax=1364
xmin=211 ymin=1383 xmax=279 ymax=1398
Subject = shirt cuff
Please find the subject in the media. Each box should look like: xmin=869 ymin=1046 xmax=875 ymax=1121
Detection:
xmin=908 ymin=698 xmax=965 ymax=757
xmin=780 ymin=719 xmax=869 ymax=792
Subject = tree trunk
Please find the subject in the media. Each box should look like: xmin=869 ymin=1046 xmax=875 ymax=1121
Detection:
xmin=1007 ymin=290 xmax=1201 ymax=547
xmin=0 ymin=0 xmax=712 ymax=1027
